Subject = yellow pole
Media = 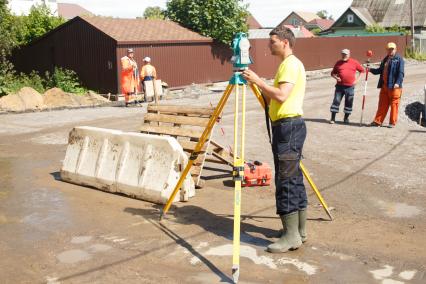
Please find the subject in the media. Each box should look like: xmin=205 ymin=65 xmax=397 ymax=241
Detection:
xmin=160 ymin=84 xmax=235 ymax=220
xmin=300 ymin=162 xmax=333 ymax=220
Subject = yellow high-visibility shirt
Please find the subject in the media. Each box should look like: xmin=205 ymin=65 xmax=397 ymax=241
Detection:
xmin=269 ymin=55 xmax=306 ymax=122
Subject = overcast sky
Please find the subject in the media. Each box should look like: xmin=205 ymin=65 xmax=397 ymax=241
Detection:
xmin=61 ymin=0 xmax=353 ymax=27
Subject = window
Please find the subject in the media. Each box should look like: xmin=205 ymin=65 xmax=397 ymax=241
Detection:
xmin=291 ymin=18 xmax=299 ymax=26
xmin=347 ymin=14 xmax=354 ymax=23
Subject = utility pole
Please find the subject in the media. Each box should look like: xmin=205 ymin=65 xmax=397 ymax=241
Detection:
xmin=410 ymin=0 xmax=415 ymax=50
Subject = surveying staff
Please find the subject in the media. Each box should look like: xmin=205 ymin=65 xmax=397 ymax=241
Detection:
xmin=120 ymin=48 xmax=139 ymax=106
xmin=369 ymin=42 xmax=405 ymax=128
xmin=330 ymin=49 xmax=364 ymax=124
xmin=243 ymin=26 xmax=307 ymax=253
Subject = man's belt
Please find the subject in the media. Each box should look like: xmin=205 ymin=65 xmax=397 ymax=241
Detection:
xmin=271 ymin=116 xmax=302 ymax=126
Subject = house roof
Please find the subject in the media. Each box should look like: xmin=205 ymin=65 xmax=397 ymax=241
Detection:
xmin=351 ymin=0 xmax=391 ymax=23
xmin=306 ymin=18 xmax=335 ymax=30
xmin=249 ymin=26 xmax=314 ymax=39
xmin=350 ymin=7 xmax=375 ymax=26
xmin=293 ymin=11 xmax=321 ymax=23
xmin=57 ymin=3 xmax=93 ymax=20
xmin=380 ymin=0 xmax=426 ymax=27
xmin=284 ymin=25 xmax=315 ymax=38
xmin=351 ymin=0 xmax=426 ymax=27
xmin=81 ymin=16 xmax=212 ymax=44
xmin=247 ymin=14 xmax=262 ymax=29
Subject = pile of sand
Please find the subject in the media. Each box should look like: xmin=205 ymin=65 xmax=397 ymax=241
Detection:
xmin=0 ymin=87 xmax=111 ymax=112
xmin=0 ymin=87 xmax=44 ymax=112
xmin=43 ymin=88 xmax=81 ymax=108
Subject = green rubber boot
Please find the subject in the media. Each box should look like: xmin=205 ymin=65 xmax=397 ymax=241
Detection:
xmin=276 ymin=209 xmax=307 ymax=242
xmin=299 ymin=208 xmax=307 ymax=243
xmin=267 ymin=212 xmax=302 ymax=253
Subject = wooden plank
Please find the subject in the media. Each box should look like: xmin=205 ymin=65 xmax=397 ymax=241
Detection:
xmin=185 ymin=153 xmax=205 ymax=164
xmin=148 ymin=105 xmax=215 ymax=116
xmin=144 ymin=113 xmax=210 ymax=127
xmin=177 ymin=139 xmax=207 ymax=152
xmin=140 ymin=125 xmax=204 ymax=139
xmin=209 ymin=139 xmax=234 ymax=165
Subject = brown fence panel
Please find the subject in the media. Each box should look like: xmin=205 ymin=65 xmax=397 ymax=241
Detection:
xmin=116 ymin=42 xmax=233 ymax=93
xmin=250 ymin=35 xmax=409 ymax=78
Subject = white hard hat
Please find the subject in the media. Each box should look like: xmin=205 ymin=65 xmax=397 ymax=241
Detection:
xmin=143 ymin=57 xmax=151 ymax=62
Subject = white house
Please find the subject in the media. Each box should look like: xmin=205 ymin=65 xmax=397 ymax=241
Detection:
xmin=7 ymin=0 xmax=59 ymax=16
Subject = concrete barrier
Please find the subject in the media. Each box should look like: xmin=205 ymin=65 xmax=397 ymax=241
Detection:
xmin=61 ymin=126 xmax=194 ymax=204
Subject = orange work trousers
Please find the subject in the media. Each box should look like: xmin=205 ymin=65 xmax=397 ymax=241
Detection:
xmin=373 ymin=86 xmax=402 ymax=125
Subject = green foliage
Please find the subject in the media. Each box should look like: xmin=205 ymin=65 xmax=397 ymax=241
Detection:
xmin=366 ymin=24 xmax=386 ymax=33
xmin=0 ymin=66 xmax=88 ymax=96
xmin=405 ymin=48 xmax=426 ymax=61
xmin=310 ymin=28 xmax=322 ymax=35
xmin=388 ymin=24 xmax=408 ymax=34
xmin=45 ymin=67 xmax=87 ymax=94
xmin=366 ymin=24 xmax=407 ymax=34
xmin=166 ymin=0 xmax=249 ymax=45
xmin=18 ymin=3 xmax=65 ymax=45
xmin=316 ymin=10 xmax=333 ymax=20
xmin=143 ymin=6 xmax=165 ymax=19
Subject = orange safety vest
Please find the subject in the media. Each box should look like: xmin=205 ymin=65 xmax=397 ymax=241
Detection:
xmin=121 ymin=56 xmax=140 ymax=94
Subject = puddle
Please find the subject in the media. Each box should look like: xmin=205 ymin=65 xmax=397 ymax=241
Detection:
xmin=57 ymin=249 xmax=91 ymax=264
xmin=204 ymin=244 xmax=277 ymax=269
xmin=277 ymin=257 xmax=318 ymax=275
xmin=71 ymin=236 xmax=93 ymax=244
xmin=370 ymin=265 xmax=394 ymax=280
xmin=377 ymin=200 xmax=421 ymax=218
xmin=21 ymin=188 xmax=71 ymax=241
xmin=88 ymin=244 xmax=112 ymax=253
xmin=399 ymin=270 xmax=416 ymax=280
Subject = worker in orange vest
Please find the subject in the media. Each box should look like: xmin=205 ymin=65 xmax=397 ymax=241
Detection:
xmin=140 ymin=57 xmax=157 ymax=101
xmin=121 ymin=48 xmax=140 ymax=106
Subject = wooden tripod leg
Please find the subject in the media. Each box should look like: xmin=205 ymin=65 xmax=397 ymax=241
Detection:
xmin=249 ymin=83 xmax=333 ymax=221
xmin=160 ymin=84 xmax=235 ymax=220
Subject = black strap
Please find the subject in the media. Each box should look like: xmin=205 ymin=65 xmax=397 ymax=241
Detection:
xmin=261 ymin=93 xmax=272 ymax=145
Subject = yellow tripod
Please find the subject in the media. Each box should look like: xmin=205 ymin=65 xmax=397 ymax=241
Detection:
xmin=159 ymin=74 xmax=333 ymax=283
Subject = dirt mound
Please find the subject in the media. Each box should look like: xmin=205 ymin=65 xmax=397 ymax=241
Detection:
xmin=75 ymin=91 xmax=110 ymax=106
xmin=43 ymin=88 xmax=81 ymax=108
xmin=17 ymin=87 xmax=44 ymax=110
xmin=0 ymin=94 xmax=25 ymax=112
xmin=0 ymin=87 xmax=44 ymax=112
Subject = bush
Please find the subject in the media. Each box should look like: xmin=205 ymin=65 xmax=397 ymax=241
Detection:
xmin=405 ymin=48 xmax=426 ymax=61
xmin=0 ymin=64 xmax=88 ymax=96
xmin=45 ymin=67 xmax=87 ymax=94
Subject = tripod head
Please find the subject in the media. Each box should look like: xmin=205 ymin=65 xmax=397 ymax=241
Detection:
xmin=230 ymin=32 xmax=253 ymax=85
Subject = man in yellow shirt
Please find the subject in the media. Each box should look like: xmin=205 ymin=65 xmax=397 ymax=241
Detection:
xmin=243 ymin=26 xmax=307 ymax=253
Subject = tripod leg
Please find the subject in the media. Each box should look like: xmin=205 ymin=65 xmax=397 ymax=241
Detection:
xmin=249 ymin=83 xmax=333 ymax=221
xmin=160 ymin=84 xmax=235 ymax=220
xmin=300 ymin=162 xmax=333 ymax=220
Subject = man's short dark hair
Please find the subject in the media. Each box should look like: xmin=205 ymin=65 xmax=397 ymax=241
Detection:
xmin=269 ymin=27 xmax=296 ymax=48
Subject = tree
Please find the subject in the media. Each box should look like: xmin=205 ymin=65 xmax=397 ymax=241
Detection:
xmin=166 ymin=0 xmax=249 ymax=45
xmin=143 ymin=6 xmax=165 ymax=19
xmin=19 ymin=3 xmax=65 ymax=45
xmin=316 ymin=10 xmax=334 ymax=20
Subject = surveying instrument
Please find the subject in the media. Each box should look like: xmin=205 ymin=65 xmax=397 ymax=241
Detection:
xmin=160 ymin=33 xmax=332 ymax=283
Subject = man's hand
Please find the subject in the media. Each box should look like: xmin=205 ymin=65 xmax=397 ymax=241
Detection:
xmin=242 ymin=69 xmax=262 ymax=87
xmin=394 ymin=84 xmax=400 ymax=88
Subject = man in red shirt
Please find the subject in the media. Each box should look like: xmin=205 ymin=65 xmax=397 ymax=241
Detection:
xmin=330 ymin=49 xmax=365 ymax=124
